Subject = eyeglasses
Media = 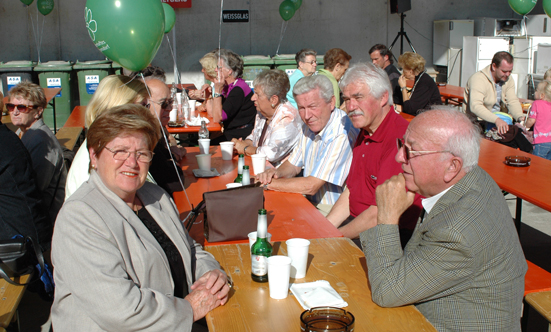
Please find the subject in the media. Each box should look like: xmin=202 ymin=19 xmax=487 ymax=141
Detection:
xmin=396 ymin=138 xmax=452 ymax=163
xmin=148 ymin=98 xmax=174 ymax=110
xmin=303 ymin=60 xmax=317 ymax=65
xmin=6 ymin=103 xmax=38 ymax=113
xmin=104 ymin=147 xmax=155 ymax=163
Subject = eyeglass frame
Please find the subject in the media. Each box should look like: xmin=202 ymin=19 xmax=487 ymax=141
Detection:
xmin=104 ymin=146 xmax=155 ymax=163
xmin=302 ymin=60 xmax=317 ymax=66
xmin=147 ymin=98 xmax=174 ymax=110
xmin=396 ymin=138 xmax=453 ymax=163
xmin=6 ymin=103 xmax=39 ymax=113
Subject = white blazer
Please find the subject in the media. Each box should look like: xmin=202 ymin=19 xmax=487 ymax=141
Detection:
xmin=51 ymin=171 xmax=222 ymax=332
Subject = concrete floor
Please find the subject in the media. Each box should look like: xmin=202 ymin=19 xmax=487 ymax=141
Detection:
xmin=12 ymin=194 xmax=551 ymax=332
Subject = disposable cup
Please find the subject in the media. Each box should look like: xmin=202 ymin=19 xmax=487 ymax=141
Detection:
xmin=248 ymin=231 xmax=273 ymax=249
xmin=226 ymin=183 xmax=242 ymax=189
xmin=286 ymin=238 xmax=310 ymax=279
xmin=189 ymin=100 xmax=196 ymax=118
xmin=251 ymin=154 xmax=267 ymax=175
xmin=169 ymin=108 xmax=177 ymax=122
xmin=196 ymin=154 xmax=211 ymax=171
xmin=198 ymin=138 xmax=210 ymax=154
xmin=220 ymin=142 xmax=235 ymax=160
xmin=267 ymin=255 xmax=292 ymax=299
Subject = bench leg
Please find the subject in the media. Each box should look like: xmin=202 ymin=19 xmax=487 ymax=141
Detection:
xmin=522 ymin=299 xmax=529 ymax=332
xmin=515 ymin=197 xmax=522 ymax=236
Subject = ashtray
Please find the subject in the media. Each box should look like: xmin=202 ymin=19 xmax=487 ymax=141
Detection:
xmin=300 ymin=307 xmax=355 ymax=332
xmin=168 ymin=121 xmax=185 ymax=127
xmin=504 ymin=155 xmax=531 ymax=167
xmin=437 ymin=82 xmax=447 ymax=86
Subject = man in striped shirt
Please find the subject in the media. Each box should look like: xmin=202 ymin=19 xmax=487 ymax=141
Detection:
xmin=256 ymin=75 xmax=358 ymax=216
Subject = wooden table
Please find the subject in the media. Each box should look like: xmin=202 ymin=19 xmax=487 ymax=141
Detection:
xmin=478 ymin=139 xmax=551 ymax=233
xmin=438 ymin=84 xmax=464 ymax=105
xmin=525 ymin=291 xmax=551 ymax=330
xmin=166 ymin=111 xmax=222 ymax=134
xmin=0 ymin=274 xmax=31 ymax=329
xmin=173 ymin=147 xmax=343 ymax=246
xmin=64 ymin=105 xmax=86 ymax=128
xmin=55 ymin=126 xmax=83 ymax=151
xmin=204 ymin=238 xmax=436 ymax=331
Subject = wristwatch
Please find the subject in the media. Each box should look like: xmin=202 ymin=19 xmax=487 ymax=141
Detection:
xmin=401 ymin=87 xmax=408 ymax=91
xmin=213 ymin=91 xmax=222 ymax=98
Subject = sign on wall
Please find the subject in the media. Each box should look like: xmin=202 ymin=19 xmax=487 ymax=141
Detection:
xmin=222 ymin=10 xmax=249 ymax=23
xmin=162 ymin=0 xmax=191 ymax=9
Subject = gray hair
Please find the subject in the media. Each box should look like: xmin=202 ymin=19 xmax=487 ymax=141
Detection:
xmin=293 ymin=75 xmax=334 ymax=103
xmin=295 ymin=48 xmax=317 ymax=65
xmin=418 ymin=107 xmax=481 ymax=173
xmin=253 ymin=69 xmax=290 ymax=102
xmin=218 ymin=49 xmax=244 ymax=78
xmin=339 ymin=62 xmax=393 ymax=106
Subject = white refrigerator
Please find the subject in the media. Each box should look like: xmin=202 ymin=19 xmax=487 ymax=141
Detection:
xmin=433 ymin=20 xmax=474 ymax=86
xmin=460 ymin=36 xmax=510 ymax=87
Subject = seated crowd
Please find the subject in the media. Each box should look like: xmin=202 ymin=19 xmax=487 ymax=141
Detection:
xmin=1 ymin=46 xmax=536 ymax=332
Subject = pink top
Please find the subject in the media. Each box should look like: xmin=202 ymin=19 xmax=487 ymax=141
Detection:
xmin=529 ymin=99 xmax=551 ymax=144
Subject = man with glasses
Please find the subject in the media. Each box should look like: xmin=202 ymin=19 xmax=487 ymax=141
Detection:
xmin=365 ymin=108 xmax=527 ymax=332
xmin=325 ymin=63 xmax=421 ymax=247
xmin=286 ymin=48 xmax=318 ymax=109
xmin=143 ymin=77 xmax=185 ymax=198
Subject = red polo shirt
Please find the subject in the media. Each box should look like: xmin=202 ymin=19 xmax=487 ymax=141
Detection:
xmin=347 ymin=109 xmax=422 ymax=229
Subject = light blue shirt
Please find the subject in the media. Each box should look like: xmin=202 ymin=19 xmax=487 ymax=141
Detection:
xmin=286 ymin=69 xmax=305 ymax=109
xmin=288 ymin=108 xmax=359 ymax=205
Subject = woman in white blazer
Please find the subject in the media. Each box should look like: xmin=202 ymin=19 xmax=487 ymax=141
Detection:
xmin=51 ymin=104 xmax=229 ymax=332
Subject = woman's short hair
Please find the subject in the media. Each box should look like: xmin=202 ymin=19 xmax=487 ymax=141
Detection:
xmin=85 ymin=75 xmax=148 ymax=128
xmin=295 ymin=49 xmax=317 ymax=65
xmin=8 ymin=81 xmax=47 ymax=110
xmin=87 ymin=104 xmax=161 ymax=161
xmin=199 ymin=51 xmax=218 ymax=79
xmin=253 ymin=69 xmax=290 ymax=102
xmin=293 ymin=75 xmax=334 ymax=104
xmin=339 ymin=62 xmax=393 ymax=106
xmin=219 ymin=49 xmax=244 ymax=78
xmin=398 ymin=52 xmax=426 ymax=74
xmin=323 ymin=48 xmax=352 ymax=71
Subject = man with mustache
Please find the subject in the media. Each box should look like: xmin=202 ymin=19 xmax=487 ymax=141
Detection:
xmin=326 ymin=63 xmax=421 ymax=246
xmin=256 ymin=75 xmax=358 ymax=216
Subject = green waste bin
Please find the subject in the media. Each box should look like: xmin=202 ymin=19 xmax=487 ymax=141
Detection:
xmin=0 ymin=61 xmax=36 ymax=96
xmin=111 ymin=62 xmax=123 ymax=75
xmin=34 ymin=61 xmax=73 ymax=131
xmin=242 ymin=55 xmax=273 ymax=88
xmin=316 ymin=55 xmax=324 ymax=67
xmin=273 ymin=54 xmax=297 ymax=77
xmin=73 ymin=60 xmax=111 ymax=106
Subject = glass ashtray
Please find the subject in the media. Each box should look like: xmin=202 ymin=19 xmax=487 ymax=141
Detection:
xmin=300 ymin=307 xmax=355 ymax=332
xmin=504 ymin=155 xmax=531 ymax=167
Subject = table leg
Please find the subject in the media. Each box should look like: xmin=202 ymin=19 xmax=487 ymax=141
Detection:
xmin=515 ymin=197 xmax=522 ymax=236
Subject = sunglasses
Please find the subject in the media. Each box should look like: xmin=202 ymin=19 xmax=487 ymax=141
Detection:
xmin=6 ymin=103 xmax=38 ymax=113
xmin=148 ymin=98 xmax=174 ymax=110
xmin=396 ymin=138 xmax=452 ymax=163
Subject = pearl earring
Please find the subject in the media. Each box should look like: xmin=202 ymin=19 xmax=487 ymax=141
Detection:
xmin=271 ymin=104 xmax=275 ymax=108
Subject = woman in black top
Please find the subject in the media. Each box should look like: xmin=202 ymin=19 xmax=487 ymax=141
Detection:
xmin=398 ymin=52 xmax=442 ymax=115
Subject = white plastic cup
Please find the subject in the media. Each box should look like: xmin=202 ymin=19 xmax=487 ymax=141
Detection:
xmin=189 ymin=100 xmax=196 ymax=118
xmin=286 ymin=238 xmax=310 ymax=279
xmin=196 ymin=154 xmax=211 ymax=171
xmin=220 ymin=142 xmax=235 ymax=161
xmin=248 ymin=231 xmax=273 ymax=248
xmin=198 ymin=138 xmax=210 ymax=155
xmin=251 ymin=153 xmax=267 ymax=175
xmin=267 ymin=255 xmax=292 ymax=300
xmin=169 ymin=108 xmax=177 ymax=122
xmin=226 ymin=183 xmax=242 ymax=189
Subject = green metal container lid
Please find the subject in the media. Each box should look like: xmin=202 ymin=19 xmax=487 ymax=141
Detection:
xmin=0 ymin=60 xmax=35 ymax=71
xmin=316 ymin=55 xmax=324 ymax=65
xmin=272 ymin=54 xmax=296 ymax=65
xmin=34 ymin=61 xmax=73 ymax=71
xmin=73 ymin=60 xmax=112 ymax=70
xmin=243 ymin=55 xmax=273 ymax=66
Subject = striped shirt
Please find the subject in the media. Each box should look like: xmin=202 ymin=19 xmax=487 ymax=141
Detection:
xmin=288 ymin=108 xmax=358 ymax=205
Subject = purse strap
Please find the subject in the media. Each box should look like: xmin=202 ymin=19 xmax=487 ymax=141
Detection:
xmin=0 ymin=236 xmax=45 ymax=286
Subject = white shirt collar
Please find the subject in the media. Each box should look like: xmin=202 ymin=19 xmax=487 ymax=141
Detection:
xmin=421 ymin=185 xmax=454 ymax=214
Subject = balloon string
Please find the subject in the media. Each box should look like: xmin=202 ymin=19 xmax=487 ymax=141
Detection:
xmin=139 ymin=73 xmax=193 ymax=221
xmin=28 ymin=7 xmax=39 ymax=63
xmin=275 ymin=21 xmax=288 ymax=56
xmin=165 ymin=35 xmax=182 ymax=84
xmin=38 ymin=15 xmax=45 ymax=63
xmin=218 ymin=0 xmax=224 ymax=53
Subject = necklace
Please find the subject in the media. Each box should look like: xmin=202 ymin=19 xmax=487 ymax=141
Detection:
xmin=410 ymin=70 xmax=426 ymax=98
xmin=133 ymin=196 xmax=142 ymax=215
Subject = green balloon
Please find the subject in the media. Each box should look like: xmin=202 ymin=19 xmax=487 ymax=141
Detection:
xmin=162 ymin=3 xmax=176 ymax=34
xmin=20 ymin=0 xmax=34 ymax=5
xmin=37 ymin=0 xmax=54 ymax=15
xmin=290 ymin=0 xmax=302 ymax=10
xmin=279 ymin=0 xmax=295 ymax=21
xmin=508 ymin=0 xmax=537 ymax=15
xmin=544 ymin=0 xmax=551 ymax=17
xmin=84 ymin=0 xmax=165 ymax=72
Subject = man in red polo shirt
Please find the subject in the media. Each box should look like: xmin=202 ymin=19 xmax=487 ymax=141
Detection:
xmin=326 ymin=62 xmax=422 ymax=246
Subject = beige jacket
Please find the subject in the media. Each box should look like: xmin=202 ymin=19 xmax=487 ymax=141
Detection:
xmin=464 ymin=65 xmax=523 ymax=123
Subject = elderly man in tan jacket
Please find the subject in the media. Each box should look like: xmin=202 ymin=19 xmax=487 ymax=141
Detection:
xmin=464 ymin=51 xmax=525 ymax=134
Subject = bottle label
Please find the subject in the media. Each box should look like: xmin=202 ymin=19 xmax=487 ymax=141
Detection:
xmin=251 ymin=255 xmax=268 ymax=276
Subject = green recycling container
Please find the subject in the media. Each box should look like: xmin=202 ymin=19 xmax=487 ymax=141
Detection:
xmin=316 ymin=55 xmax=324 ymax=67
xmin=34 ymin=61 xmax=73 ymax=131
xmin=273 ymin=54 xmax=298 ymax=77
xmin=0 ymin=61 xmax=37 ymax=96
xmin=242 ymin=55 xmax=273 ymax=88
xmin=111 ymin=62 xmax=123 ymax=75
xmin=73 ymin=60 xmax=111 ymax=106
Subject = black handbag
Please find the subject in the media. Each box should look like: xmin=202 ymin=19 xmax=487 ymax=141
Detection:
xmin=185 ymin=183 xmax=265 ymax=242
xmin=0 ymin=236 xmax=45 ymax=285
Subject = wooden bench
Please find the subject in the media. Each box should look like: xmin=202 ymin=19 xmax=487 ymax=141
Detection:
xmin=522 ymin=261 xmax=551 ymax=331
xmin=0 ymin=275 xmax=31 ymax=329
xmin=525 ymin=291 xmax=551 ymax=332
xmin=55 ymin=126 xmax=83 ymax=152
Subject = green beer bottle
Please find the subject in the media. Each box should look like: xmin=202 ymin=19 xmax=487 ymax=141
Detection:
xmin=251 ymin=209 xmax=272 ymax=282
xmin=234 ymin=154 xmax=245 ymax=183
